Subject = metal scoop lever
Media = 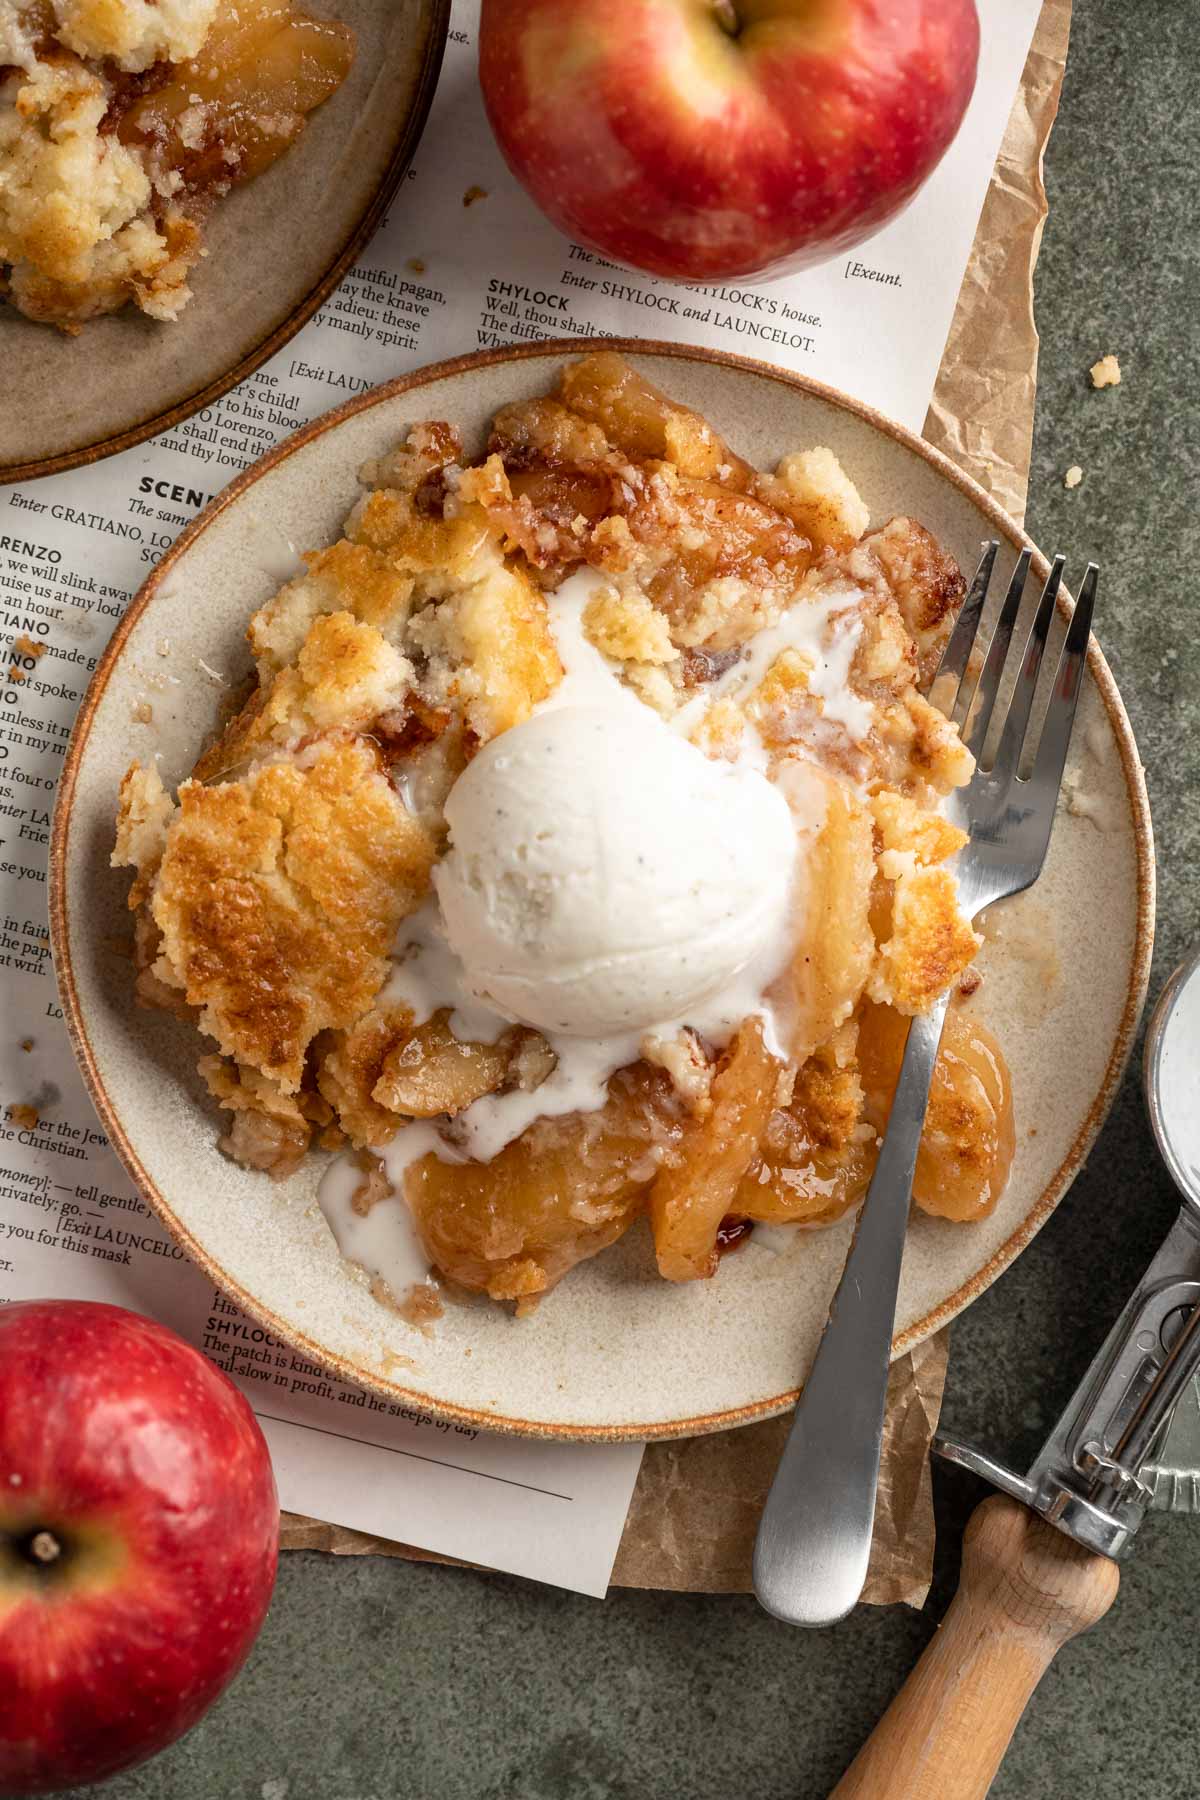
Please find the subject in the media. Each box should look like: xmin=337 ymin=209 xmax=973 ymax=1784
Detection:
xmin=936 ymin=946 xmax=1200 ymax=1560
xmin=936 ymin=1205 xmax=1200 ymax=1559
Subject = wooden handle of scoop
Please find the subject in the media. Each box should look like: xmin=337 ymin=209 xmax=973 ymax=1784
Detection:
xmin=829 ymin=1495 xmax=1120 ymax=1800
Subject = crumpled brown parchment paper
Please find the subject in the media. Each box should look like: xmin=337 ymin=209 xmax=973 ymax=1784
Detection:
xmin=280 ymin=0 xmax=1073 ymax=1607
xmin=924 ymin=0 xmax=1073 ymax=527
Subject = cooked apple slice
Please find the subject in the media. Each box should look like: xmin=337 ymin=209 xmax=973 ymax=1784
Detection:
xmin=649 ymin=1019 xmax=780 ymax=1282
xmin=857 ymin=1001 xmax=1014 ymax=1221
xmin=406 ymin=1066 xmax=684 ymax=1304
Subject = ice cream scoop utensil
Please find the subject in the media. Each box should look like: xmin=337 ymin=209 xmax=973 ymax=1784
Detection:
xmin=827 ymin=951 xmax=1200 ymax=1800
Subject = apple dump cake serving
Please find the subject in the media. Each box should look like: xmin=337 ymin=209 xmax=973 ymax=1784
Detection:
xmin=114 ymin=353 xmax=1014 ymax=1313
xmin=0 ymin=0 xmax=353 ymax=327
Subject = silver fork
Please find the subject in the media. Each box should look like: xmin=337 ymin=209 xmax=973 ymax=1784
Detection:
xmin=753 ymin=543 xmax=1099 ymax=1629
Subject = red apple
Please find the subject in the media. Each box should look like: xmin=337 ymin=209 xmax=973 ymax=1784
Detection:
xmin=480 ymin=0 xmax=980 ymax=282
xmin=0 ymin=1300 xmax=278 ymax=1794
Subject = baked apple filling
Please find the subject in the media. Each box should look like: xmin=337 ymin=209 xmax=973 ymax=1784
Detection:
xmin=114 ymin=353 xmax=1014 ymax=1314
xmin=0 ymin=0 xmax=353 ymax=326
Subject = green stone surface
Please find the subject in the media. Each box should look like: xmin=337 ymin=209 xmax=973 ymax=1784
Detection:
xmin=56 ymin=3 xmax=1200 ymax=1795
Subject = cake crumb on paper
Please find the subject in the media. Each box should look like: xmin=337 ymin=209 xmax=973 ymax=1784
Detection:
xmin=1089 ymin=354 xmax=1121 ymax=388
xmin=1064 ymin=465 xmax=1083 ymax=488
xmin=462 ymin=185 xmax=488 ymax=207
xmin=19 ymin=1039 xmax=33 ymax=1053
xmin=12 ymin=636 xmax=46 ymax=659
xmin=8 ymin=1104 xmax=39 ymax=1130
xmin=132 ymin=699 xmax=154 ymax=724
xmin=407 ymin=257 xmax=427 ymax=274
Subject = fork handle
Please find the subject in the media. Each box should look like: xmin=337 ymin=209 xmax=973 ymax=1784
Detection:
xmin=753 ymin=996 xmax=950 ymax=1627
xmin=829 ymin=1497 xmax=1120 ymax=1799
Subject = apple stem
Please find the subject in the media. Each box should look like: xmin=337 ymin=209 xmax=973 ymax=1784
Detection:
xmin=29 ymin=1530 xmax=61 ymax=1565
xmin=713 ymin=0 xmax=740 ymax=35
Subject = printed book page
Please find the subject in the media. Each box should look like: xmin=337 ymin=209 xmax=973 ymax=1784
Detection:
xmin=0 ymin=0 xmax=1040 ymax=1596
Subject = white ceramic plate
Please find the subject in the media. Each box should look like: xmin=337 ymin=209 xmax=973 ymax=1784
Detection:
xmin=51 ymin=340 xmax=1155 ymax=1440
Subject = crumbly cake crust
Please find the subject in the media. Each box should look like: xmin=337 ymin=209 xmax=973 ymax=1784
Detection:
xmin=50 ymin=0 xmax=219 ymax=70
xmin=127 ymin=740 xmax=433 ymax=1092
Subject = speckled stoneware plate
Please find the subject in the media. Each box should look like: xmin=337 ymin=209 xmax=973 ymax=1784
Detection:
xmin=0 ymin=0 xmax=447 ymax=485
xmin=50 ymin=339 xmax=1155 ymax=1440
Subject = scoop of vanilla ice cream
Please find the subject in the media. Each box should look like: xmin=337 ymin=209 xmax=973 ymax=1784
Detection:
xmin=434 ymin=702 xmax=797 ymax=1038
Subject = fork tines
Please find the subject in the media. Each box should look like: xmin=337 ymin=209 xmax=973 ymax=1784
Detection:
xmin=935 ymin=541 xmax=1098 ymax=790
